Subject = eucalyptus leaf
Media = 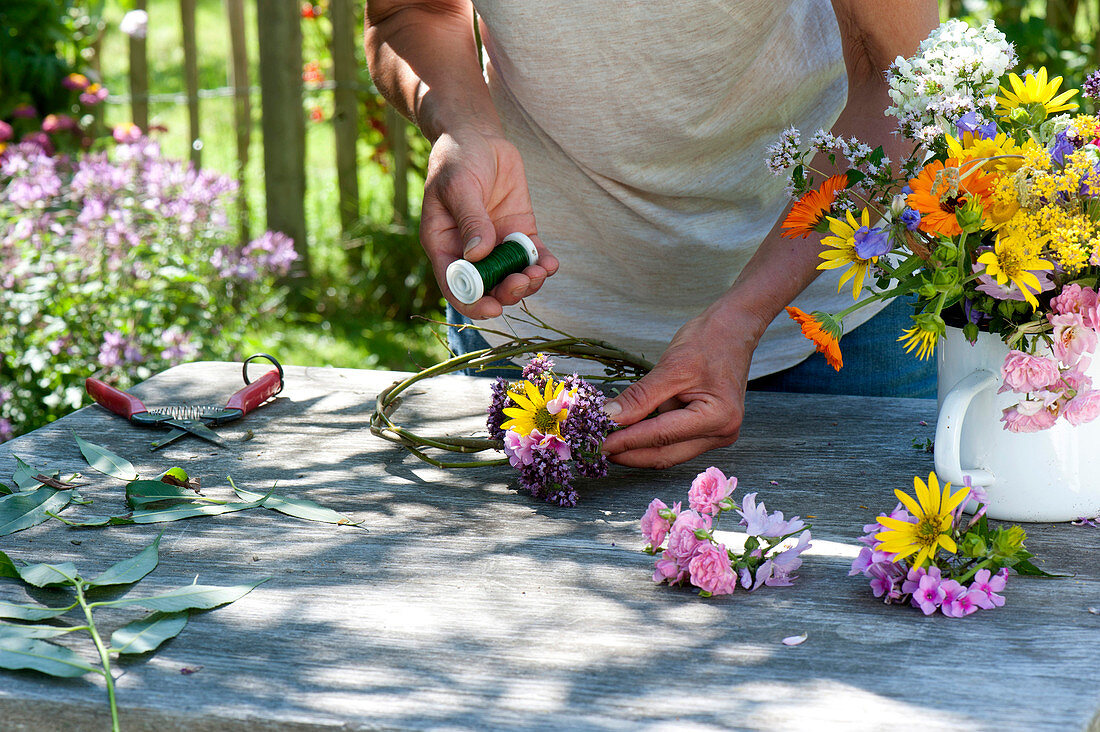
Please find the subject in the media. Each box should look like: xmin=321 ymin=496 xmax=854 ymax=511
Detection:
xmin=109 ymin=612 xmax=188 ymax=655
xmin=128 ymin=500 xmax=261 ymax=524
xmin=12 ymin=457 xmax=38 ymax=491
xmin=86 ymin=534 xmax=161 ymax=589
xmin=0 ymin=482 xmax=11 ymax=496
xmin=98 ymin=578 xmax=269 ymax=612
xmin=0 ymin=622 xmax=77 ymax=640
xmin=17 ymin=561 xmax=79 ymax=588
xmin=0 ymin=636 xmax=99 ymax=678
xmin=126 ymin=480 xmax=220 ymax=509
xmin=48 ymin=514 xmax=127 ymax=528
xmin=0 ymin=600 xmax=75 ymax=621
xmin=0 ymin=488 xmax=73 ymax=537
xmin=232 ymin=485 xmax=361 ymax=526
xmin=0 ymin=551 xmax=19 ymax=580
xmin=73 ymin=433 xmax=138 ymax=481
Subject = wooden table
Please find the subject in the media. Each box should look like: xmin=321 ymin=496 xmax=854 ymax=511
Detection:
xmin=1 ymin=363 xmax=1097 ymax=731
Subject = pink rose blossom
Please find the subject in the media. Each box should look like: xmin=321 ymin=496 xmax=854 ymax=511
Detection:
xmin=503 ymin=430 xmax=537 ymax=468
xmin=688 ymin=466 xmax=736 ymax=516
xmin=1062 ymin=389 xmax=1100 ymax=426
xmin=1000 ymin=350 xmax=1060 ymax=393
xmin=640 ymin=498 xmax=680 ymax=548
xmin=688 ymin=543 xmax=738 ymax=596
xmin=1001 ymin=397 xmax=1059 ymax=432
xmin=664 ymin=510 xmax=712 ymax=564
xmin=653 ymin=553 xmax=687 ymax=585
xmin=1050 ymin=284 xmax=1100 ymax=329
xmin=1049 ymin=313 xmax=1098 ymax=367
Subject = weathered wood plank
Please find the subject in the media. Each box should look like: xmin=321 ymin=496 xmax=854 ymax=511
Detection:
xmin=0 ymin=364 xmax=1097 ymax=731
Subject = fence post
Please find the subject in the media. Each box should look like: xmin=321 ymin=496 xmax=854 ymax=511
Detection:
xmin=330 ymin=0 xmax=360 ymax=237
xmin=226 ymin=0 xmax=251 ymax=244
xmin=180 ymin=0 xmax=202 ymax=168
xmin=258 ymin=0 xmax=309 ymax=277
xmin=127 ymin=0 xmax=149 ymax=131
xmin=386 ymin=106 xmax=409 ymax=225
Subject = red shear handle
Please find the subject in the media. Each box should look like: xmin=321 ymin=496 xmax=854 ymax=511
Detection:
xmin=225 ymin=369 xmax=282 ymax=415
xmin=86 ymin=377 xmax=148 ymax=418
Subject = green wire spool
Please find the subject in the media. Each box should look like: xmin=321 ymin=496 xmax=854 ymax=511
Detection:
xmin=446 ymin=232 xmax=540 ymax=304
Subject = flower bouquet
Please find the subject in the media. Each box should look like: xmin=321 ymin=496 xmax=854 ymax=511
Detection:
xmin=850 ymin=471 xmax=1053 ymax=617
xmin=641 ymin=468 xmax=812 ymax=597
xmin=768 ymin=19 xmax=1100 ymax=431
xmin=370 ymin=311 xmax=652 ymax=505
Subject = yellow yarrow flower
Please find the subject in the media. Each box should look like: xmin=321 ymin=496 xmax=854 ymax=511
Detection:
xmin=501 ymin=378 xmax=570 ymax=437
xmin=875 ymin=472 xmax=970 ymax=568
xmin=975 ymin=228 xmax=1054 ymax=309
xmin=817 ymin=208 xmax=878 ymax=300
xmin=996 ymin=67 xmax=1079 ymax=120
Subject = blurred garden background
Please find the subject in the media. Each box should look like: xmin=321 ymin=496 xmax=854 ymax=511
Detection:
xmin=1 ymin=0 xmax=1097 ymax=441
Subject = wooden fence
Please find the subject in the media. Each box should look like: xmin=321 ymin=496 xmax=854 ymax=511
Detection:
xmin=108 ymin=0 xmax=410 ymax=275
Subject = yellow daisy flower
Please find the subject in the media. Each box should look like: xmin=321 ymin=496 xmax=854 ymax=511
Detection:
xmin=975 ymin=229 xmax=1054 ymax=309
xmin=996 ymin=67 xmax=1079 ymax=120
xmin=817 ymin=208 xmax=878 ymax=300
xmin=875 ymin=472 xmax=971 ymax=568
xmin=945 ymin=132 xmax=1024 ymax=173
xmin=500 ymin=378 xmax=570 ymax=437
xmin=898 ymin=325 xmax=939 ymax=361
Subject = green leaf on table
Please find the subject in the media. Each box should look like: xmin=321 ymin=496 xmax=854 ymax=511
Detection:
xmin=126 ymin=480 xmax=219 ymax=509
xmin=157 ymin=467 xmax=201 ymax=493
xmin=0 ymin=551 xmax=19 ymax=580
xmin=98 ymin=578 xmax=269 ymax=612
xmin=232 ymin=484 xmax=361 ymax=526
xmin=12 ymin=457 xmax=39 ymax=491
xmin=86 ymin=533 xmax=161 ymax=589
xmin=0 ymin=636 xmax=99 ymax=678
xmin=73 ymin=433 xmax=138 ymax=481
xmin=16 ymin=561 xmax=79 ymax=588
xmin=0 ymin=622 xmax=76 ymax=640
xmin=128 ymin=499 xmax=261 ymax=524
xmin=1011 ymin=557 xmax=1070 ymax=578
xmin=109 ymin=611 xmax=188 ymax=655
xmin=0 ymin=600 xmax=74 ymax=621
xmin=0 ymin=488 xmax=73 ymax=537
xmin=0 ymin=482 xmax=11 ymax=496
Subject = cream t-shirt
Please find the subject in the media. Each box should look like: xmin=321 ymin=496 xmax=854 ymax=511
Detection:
xmin=472 ymin=0 xmax=885 ymax=377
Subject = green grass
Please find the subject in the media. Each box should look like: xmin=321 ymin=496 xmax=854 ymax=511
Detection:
xmin=95 ymin=0 xmax=446 ymax=371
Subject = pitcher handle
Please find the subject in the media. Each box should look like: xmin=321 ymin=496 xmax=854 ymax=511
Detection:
xmin=934 ymin=369 xmax=998 ymax=487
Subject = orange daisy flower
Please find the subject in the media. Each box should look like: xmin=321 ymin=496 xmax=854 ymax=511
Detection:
xmin=780 ymin=174 xmax=849 ymax=239
xmin=786 ymin=306 xmax=843 ymax=371
xmin=906 ymin=159 xmax=996 ymax=238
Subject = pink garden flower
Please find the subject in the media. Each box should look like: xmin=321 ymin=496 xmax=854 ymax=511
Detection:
xmin=665 ymin=509 xmax=712 ymax=564
xmin=113 ymin=123 xmax=142 ymax=144
xmin=1001 ymin=397 xmax=1059 ymax=432
xmin=62 ymin=73 xmax=90 ymax=91
xmin=969 ymin=568 xmax=1007 ymax=609
xmin=653 ymin=553 xmax=687 ymax=585
xmin=688 ymin=543 xmax=738 ymax=596
xmin=1050 ymin=283 xmax=1100 ymax=329
xmin=1049 ymin=313 xmax=1098 ymax=367
xmin=688 ymin=466 xmax=736 ymax=516
xmin=640 ymin=498 xmax=680 ymax=548
xmin=1062 ymin=388 xmax=1100 ymax=426
xmin=0 ymin=121 xmax=11 ymax=142
xmin=80 ymin=83 xmax=109 ymax=107
xmin=1000 ymin=350 xmax=1060 ymax=393
xmin=912 ymin=571 xmax=946 ymax=615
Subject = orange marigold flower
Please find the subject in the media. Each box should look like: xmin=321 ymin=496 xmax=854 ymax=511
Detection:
xmin=906 ymin=158 xmax=996 ymax=238
xmin=785 ymin=306 xmax=843 ymax=371
xmin=780 ymin=174 xmax=849 ymax=239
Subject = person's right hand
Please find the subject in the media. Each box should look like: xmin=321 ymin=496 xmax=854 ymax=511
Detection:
xmin=421 ymin=127 xmax=559 ymax=320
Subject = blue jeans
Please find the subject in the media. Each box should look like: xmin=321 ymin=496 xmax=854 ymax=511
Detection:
xmin=446 ymin=297 xmax=937 ymax=398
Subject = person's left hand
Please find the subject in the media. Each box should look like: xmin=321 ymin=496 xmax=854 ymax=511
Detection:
xmin=599 ymin=303 xmax=767 ymax=469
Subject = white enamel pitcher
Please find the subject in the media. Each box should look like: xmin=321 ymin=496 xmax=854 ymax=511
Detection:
xmin=934 ymin=326 xmax=1100 ymax=522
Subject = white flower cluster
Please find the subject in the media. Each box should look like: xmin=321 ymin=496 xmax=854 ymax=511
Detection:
xmin=765 ymin=127 xmax=801 ymax=174
xmin=885 ymin=19 xmax=1017 ymax=139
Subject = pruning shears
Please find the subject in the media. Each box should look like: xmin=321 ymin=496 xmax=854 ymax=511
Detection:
xmin=85 ymin=354 xmax=284 ymax=450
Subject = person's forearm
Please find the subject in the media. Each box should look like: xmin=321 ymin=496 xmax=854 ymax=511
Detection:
xmin=364 ymin=0 xmax=500 ymax=142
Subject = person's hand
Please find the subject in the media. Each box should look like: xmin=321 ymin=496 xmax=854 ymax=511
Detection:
xmin=421 ymin=126 xmax=559 ymax=319
xmin=599 ymin=303 xmax=768 ymax=469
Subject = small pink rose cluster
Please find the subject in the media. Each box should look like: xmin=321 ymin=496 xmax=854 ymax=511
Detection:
xmin=641 ymin=467 xmax=812 ymax=598
xmin=1000 ymin=284 xmax=1100 ymax=432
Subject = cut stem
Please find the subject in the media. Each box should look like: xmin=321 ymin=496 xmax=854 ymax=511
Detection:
xmin=75 ymin=582 xmax=119 ymax=732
